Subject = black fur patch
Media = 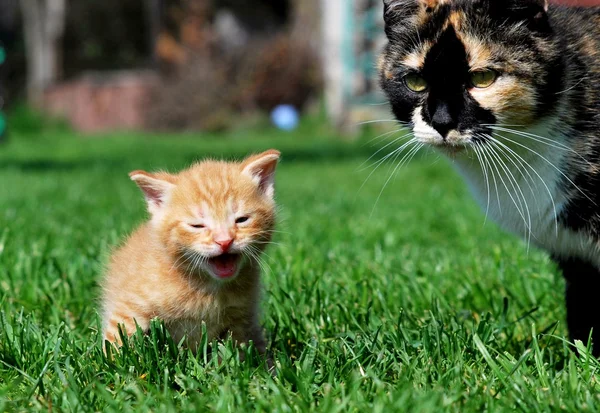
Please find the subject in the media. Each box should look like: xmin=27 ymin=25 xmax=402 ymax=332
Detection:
xmin=420 ymin=26 xmax=496 ymax=136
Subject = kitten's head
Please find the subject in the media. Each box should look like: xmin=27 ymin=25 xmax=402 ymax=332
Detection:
xmin=130 ymin=150 xmax=280 ymax=281
xmin=379 ymin=0 xmax=563 ymax=150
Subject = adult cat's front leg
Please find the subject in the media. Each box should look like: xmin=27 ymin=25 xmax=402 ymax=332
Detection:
xmin=554 ymin=256 xmax=600 ymax=357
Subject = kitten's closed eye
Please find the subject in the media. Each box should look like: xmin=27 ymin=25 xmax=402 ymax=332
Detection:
xmin=189 ymin=223 xmax=205 ymax=229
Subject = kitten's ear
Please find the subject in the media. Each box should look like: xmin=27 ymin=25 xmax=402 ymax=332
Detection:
xmin=241 ymin=149 xmax=281 ymax=199
xmin=129 ymin=170 xmax=176 ymax=214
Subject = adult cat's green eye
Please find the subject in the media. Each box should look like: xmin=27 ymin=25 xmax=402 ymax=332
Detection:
xmin=404 ymin=73 xmax=428 ymax=92
xmin=470 ymin=70 xmax=498 ymax=88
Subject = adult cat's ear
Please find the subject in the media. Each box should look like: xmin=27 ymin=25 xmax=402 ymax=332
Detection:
xmin=384 ymin=0 xmax=448 ymax=13
xmin=129 ymin=170 xmax=176 ymax=214
xmin=241 ymin=149 xmax=281 ymax=199
xmin=508 ymin=0 xmax=548 ymax=12
xmin=383 ymin=0 xmax=417 ymax=22
xmin=383 ymin=0 xmax=440 ymax=37
xmin=486 ymin=0 xmax=550 ymax=32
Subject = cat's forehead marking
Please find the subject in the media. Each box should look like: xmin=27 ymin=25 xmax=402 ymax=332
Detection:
xmin=422 ymin=25 xmax=468 ymax=85
xmin=417 ymin=0 xmax=450 ymax=14
xmin=401 ymin=9 xmax=480 ymax=72
xmin=402 ymin=45 xmax=431 ymax=70
xmin=410 ymin=12 xmax=492 ymax=74
xmin=446 ymin=10 xmax=464 ymax=31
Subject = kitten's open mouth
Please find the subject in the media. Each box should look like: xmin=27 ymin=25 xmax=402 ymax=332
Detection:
xmin=207 ymin=253 xmax=241 ymax=279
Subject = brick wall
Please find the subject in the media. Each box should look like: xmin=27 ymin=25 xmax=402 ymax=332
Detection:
xmin=43 ymin=71 xmax=158 ymax=134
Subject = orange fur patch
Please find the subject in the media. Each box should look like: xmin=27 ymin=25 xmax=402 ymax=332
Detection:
xmin=447 ymin=11 xmax=464 ymax=31
xmin=461 ymin=35 xmax=493 ymax=70
xmin=470 ymin=78 xmax=537 ymax=125
xmin=423 ymin=0 xmax=449 ymax=8
xmin=402 ymin=46 xmax=430 ymax=70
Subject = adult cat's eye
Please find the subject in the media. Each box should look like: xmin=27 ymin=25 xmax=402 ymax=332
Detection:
xmin=235 ymin=217 xmax=249 ymax=224
xmin=404 ymin=73 xmax=428 ymax=93
xmin=470 ymin=70 xmax=498 ymax=88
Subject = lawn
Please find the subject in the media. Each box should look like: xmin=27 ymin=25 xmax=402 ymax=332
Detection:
xmin=1 ymin=116 xmax=599 ymax=412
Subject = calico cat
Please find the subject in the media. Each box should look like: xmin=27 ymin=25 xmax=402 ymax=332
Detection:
xmin=378 ymin=0 xmax=600 ymax=353
xmin=101 ymin=150 xmax=280 ymax=354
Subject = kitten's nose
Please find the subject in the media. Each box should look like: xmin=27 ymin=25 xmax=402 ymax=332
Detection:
xmin=215 ymin=237 xmax=233 ymax=252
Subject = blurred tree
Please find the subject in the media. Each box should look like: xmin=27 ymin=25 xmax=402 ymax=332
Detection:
xmin=145 ymin=0 xmax=162 ymax=67
xmin=63 ymin=0 xmax=152 ymax=77
xmin=0 ymin=0 xmax=18 ymax=141
xmin=19 ymin=0 xmax=66 ymax=105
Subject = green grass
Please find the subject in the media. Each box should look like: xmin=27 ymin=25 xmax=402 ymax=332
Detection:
xmin=1 ymin=119 xmax=600 ymax=412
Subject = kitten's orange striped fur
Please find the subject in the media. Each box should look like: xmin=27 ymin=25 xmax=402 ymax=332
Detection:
xmin=101 ymin=150 xmax=280 ymax=353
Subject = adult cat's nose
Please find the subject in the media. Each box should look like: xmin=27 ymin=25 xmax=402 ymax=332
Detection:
xmin=430 ymin=101 xmax=457 ymax=138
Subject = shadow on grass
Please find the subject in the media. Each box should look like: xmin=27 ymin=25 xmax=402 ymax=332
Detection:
xmin=0 ymin=159 xmax=126 ymax=172
xmin=0 ymin=127 xmax=421 ymax=172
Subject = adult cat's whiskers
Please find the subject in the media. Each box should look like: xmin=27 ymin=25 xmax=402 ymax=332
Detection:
xmin=554 ymin=76 xmax=588 ymax=95
xmin=491 ymin=132 xmax=596 ymax=205
xmin=488 ymin=126 xmax=591 ymax=165
xmin=484 ymin=134 xmax=559 ymax=235
xmin=486 ymin=136 xmax=540 ymax=207
xmin=479 ymin=142 xmax=533 ymax=246
xmin=371 ymin=141 xmax=424 ymax=217
xmin=362 ymin=128 xmax=405 ymax=147
xmin=359 ymin=134 xmax=417 ymax=192
xmin=488 ymin=138 xmax=540 ymax=209
xmin=480 ymin=139 xmax=503 ymax=218
xmin=485 ymin=139 xmax=537 ymax=245
xmin=355 ymin=119 xmax=406 ymax=126
xmin=363 ymin=136 xmax=417 ymax=178
xmin=471 ymin=144 xmax=492 ymax=223
xmin=358 ymin=131 xmax=414 ymax=171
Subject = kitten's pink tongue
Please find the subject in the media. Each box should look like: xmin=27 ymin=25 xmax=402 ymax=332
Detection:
xmin=210 ymin=254 xmax=239 ymax=278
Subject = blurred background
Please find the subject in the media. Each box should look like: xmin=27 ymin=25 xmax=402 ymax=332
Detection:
xmin=0 ymin=0 xmax=390 ymax=138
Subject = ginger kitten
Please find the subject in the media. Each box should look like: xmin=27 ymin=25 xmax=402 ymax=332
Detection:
xmin=101 ymin=149 xmax=280 ymax=354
